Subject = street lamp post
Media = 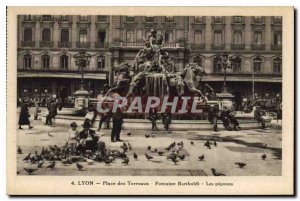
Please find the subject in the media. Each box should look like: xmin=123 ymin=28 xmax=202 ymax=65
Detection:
xmin=73 ymin=50 xmax=92 ymax=112
xmin=216 ymin=52 xmax=234 ymax=109
xmin=74 ymin=50 xmax=91 ymax=91
xmin=217 ymin=52 xmax=232 ymax=93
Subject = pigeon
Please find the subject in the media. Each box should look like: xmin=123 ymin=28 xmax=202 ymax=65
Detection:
xmin=147 ymin=145 xmax=151 ymax=151
xmin=211 ymin=168 xmax=226 ymax=176
xmin=145 ymin=153 xmax=153 ymax=160
xmin=37 ymin=160 xmax=44 ymax=168
xmin=61 ymin=159 xmax=70 ymax=166
xmin=23 ymin=153 xmax=31 ymax=162
xmin=213 ymin=141 xmax=217 ymax=147
xmin=261 ymin=154 xmax=267 ymax=160
xmin=48 ymin=132 xmax=53 ymax=137
xmin=235 ymin=162 xmax=246 ymax=168
xmin=151 ymin=133 xmax=156 ymax=138
xmin=145 ymin=134 xmax=150 ymax=138
xmin=127 ymin=132 xmax=131 ymax=136
xmin=172 ymin=157 xmax=179 ymax=165
xmin=17 ymin=147 xmax=22 ymax=154
xmin=104 ymin=158 xmax=113 ymax=165
xmin=165 ymin=142 xmax=176 ymax=151
xmin=32 ymin=155 xmax=43 ymax=164
xmin=178 ymin=155 xmax=185 ymax=160
xmin=177 ymin=141 xmax=184 ymax=147
xmin=46 ymin=161 xmax=55 ymax=169
xmin=121 ymin=143 xmax=128 ymax=152
xmin=133 ymin=153 xmax=138 ymax=160
xmin=167 ymin=153 xmax=177 ymax=160
xmin=151 ymin=148 xmax=158 ymax=153
xmin=122 ymin=158 xmax=129 ymax=165
xmin=30 ymin=155 xmax=36 ymax=163
xmin=198 ymin=154 xmax=205 ymax=161
xmin=204 ymin=140 xmax=210 ymax=147
xmin=128 ymin=143 xmax=132 ymax=151
xmin=24 ymin=168 xmax=38 ymax=175
xmin=86 ymin=158 xmax=95 ymax=165
xmin=76 ymin=162 xmax=84 ymax=171
xmin=158 ymin=151 xmax=165 ymax=156
xmin=190 ymin=141 xmax=194 ymax=145
xmin=119 ymin=152 xmax=128 ymax=159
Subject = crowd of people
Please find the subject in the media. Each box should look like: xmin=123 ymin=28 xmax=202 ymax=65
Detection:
xmin=17 ymin=90 xmax=281 ymax=156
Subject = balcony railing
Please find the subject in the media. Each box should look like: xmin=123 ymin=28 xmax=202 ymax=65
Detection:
xmin=164 ymin=42 xmax=178 ymax=48
xmin=18 ymin=68 xmax=108 ymax=73
xmin=39 ymin=41 xmax=53 ymax=48
xmin=210 ymin=72 xmax=282 ymax=76
xmin=231 ymin=44 xmax=245 ymax=50
xmin=58 ymin=41 xmax=71 ymax=48
xmin=95 ymin=42 xmax=109 ymax=48
xmin=76 ymin=42 xmax=90 ymax=48
xmin=271 ymin=44 xmax=282 ymax=51
xmin=211 ymin=44 xmax=225 ymax=50
xmin=251 ymin=44 xmax=265 ymax=50
xmin=21 ymin=41 xmax=35 ymax=47
xmin=122 ymin=42 xmax=144 ymax=47
xmin=191 ymin=44 xmax=205 ymax=50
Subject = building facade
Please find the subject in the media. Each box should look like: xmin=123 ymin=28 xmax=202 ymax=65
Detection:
xmin=17 ymin=15 xmax=282 ymax=103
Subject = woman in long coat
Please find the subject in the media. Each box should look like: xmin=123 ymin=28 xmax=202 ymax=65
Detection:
xmin=18 ymin=103 xmax=33 ymax=129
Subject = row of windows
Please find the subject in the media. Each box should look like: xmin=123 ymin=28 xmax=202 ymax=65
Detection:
xmin=22 ymin=54 xmax=281 ymax=74
xmin=23 ymin=54 xmax=106 ymax=70
xmin=23 ymin=15 xmax=282 ymax=24
xmin=191 ymin=56 xmax=281 ymax=74
xmin=22 ymin=26 xmax=282 ymax=47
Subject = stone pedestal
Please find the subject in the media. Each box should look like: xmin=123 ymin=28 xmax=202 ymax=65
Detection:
xmin=217 ymin=91 xmax=234 ymax=109
xmin=74 ymin=88 xmax=90 ymax=112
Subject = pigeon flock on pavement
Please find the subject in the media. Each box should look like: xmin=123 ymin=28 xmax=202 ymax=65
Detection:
xmin=17 ymin=131 xmax=270 ymax=176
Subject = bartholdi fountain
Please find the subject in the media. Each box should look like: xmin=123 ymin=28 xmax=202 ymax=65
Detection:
xmin=42 ymin=29 xmax=271 ymax=130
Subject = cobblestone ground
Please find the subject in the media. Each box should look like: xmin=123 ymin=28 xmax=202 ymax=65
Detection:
xmin=16 ymin=108 xmax=282 ymax=176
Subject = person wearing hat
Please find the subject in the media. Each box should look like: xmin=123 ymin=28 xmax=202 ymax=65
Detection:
xmin=207 ymin=104 xmax=219 ymax=132
xmin=78 ymin=120 xmax=98 ymax=152
xmin=220 ymin=107 xmax=232 ymax=131
xmin=18 ymin=102 xmax=33 ymax=129
xmin=111 ymin=107 xmax=123 ymax=142
xmin=254 ymin=106 xmax=267 ymax=129
xmin=68 ymin=122 xmax=79 ymax=154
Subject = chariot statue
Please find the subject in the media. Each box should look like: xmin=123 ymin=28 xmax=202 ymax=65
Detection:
xmin=106 ymin=29 xmax=206 ymax=100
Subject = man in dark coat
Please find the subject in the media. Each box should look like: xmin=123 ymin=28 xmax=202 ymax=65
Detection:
xmin=18 ymin=102 xmax=33 ymax=129
xmin=78 ymin=120 xmax=98 ymax=152
xmin=220 ymin=107 xmax=232 ymax=131
xmin=45 ymin=99 xmax=62 ymax=126
xmin=207 ymin=104 xmax=219 ymax=132
xmin=254 ymin=106 xmax=267 ymax=129
xmin=162 ymin=112 xmax=172 ymax=132
xmin=111 ymin=108 xmax=123 ymax=142
xmin=227 ymin=107 xmax=240 ymax=131
xmin=149 ymin=107 xmax=158 ymax=131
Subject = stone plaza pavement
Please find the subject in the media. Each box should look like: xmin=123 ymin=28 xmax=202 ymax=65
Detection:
xmin=16 ymin=108 xmax=282 ymax=176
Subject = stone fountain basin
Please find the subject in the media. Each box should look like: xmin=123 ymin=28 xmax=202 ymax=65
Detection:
xmin=41 ymin=111 xmax=271 ymax=131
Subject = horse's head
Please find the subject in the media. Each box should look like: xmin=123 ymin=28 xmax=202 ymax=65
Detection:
xmin=113 ymin=62 xmax=132 ymax=73
xmin=176 ymin=79 xmax=185 ymax=96
xmin=187 ymin=63 xmax=205 ymax=76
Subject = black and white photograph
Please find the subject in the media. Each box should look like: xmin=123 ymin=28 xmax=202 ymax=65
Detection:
xmin=6 ymin=6 xmax=294 ymax=195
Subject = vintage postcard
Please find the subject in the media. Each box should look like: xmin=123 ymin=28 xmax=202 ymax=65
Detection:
xmin=7 ymin=6 xmax=294 ymax=195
